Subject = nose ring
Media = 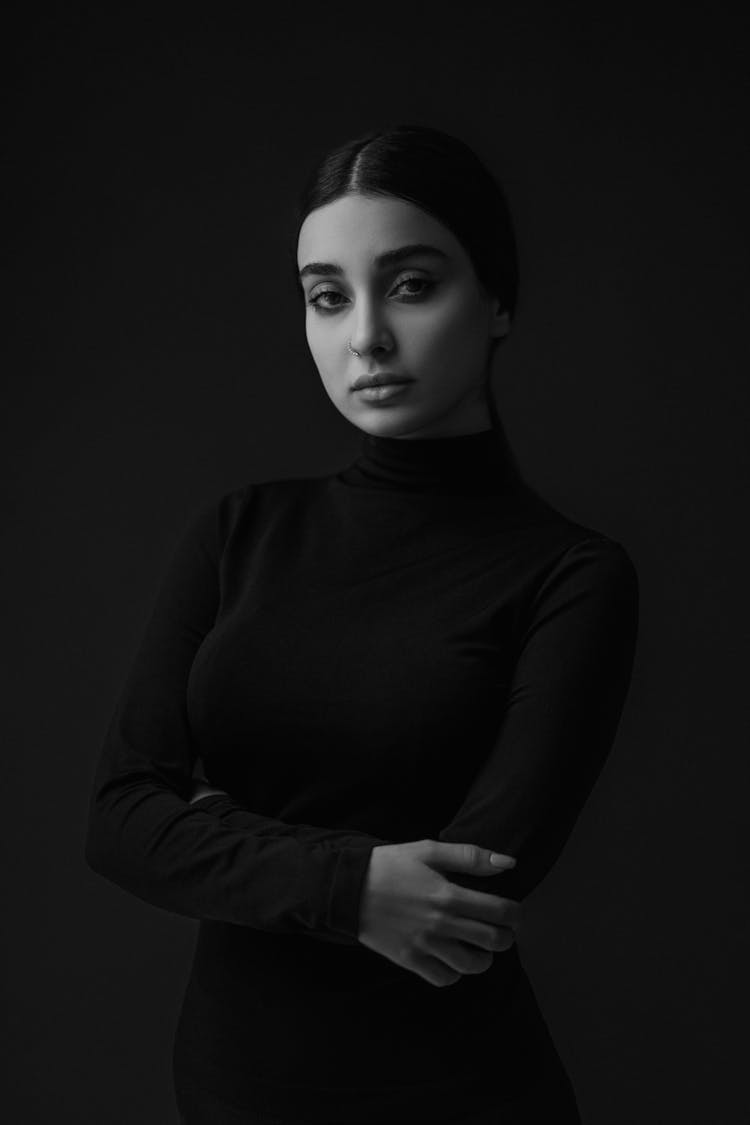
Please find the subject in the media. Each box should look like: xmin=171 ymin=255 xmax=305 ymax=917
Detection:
xmin=347 ymin=340 xmax=361 ymax=357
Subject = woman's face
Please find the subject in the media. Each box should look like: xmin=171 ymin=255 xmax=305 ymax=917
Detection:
xmin=296 ymin=193 xmax=510 ymax=439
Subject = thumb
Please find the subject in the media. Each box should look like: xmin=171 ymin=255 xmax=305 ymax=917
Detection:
xmin=420 ymin=840 xmax=517 ymax=875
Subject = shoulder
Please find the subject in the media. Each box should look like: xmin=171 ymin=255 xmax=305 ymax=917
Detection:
xmin=543 ymin=533 xmax=639 ymax=608
xmin=526 ymin=531 xmax=640 ymax=648
xmin=515 ymin=481 xmax=637 ymax=579
xmin=498 ymin=485 xmax=639 ymax=630
xmin=179 ymin=474 xmax=326 ymax=555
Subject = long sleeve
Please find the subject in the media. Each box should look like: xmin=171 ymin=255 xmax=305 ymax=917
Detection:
xmin=184 ymin=534 xmax=639 ymax=911
xmin=84 ymin=499 xmax=387 ymax=944
xmin=142 ymin=438 xmax=642 ymax=1117
xmin=437 ymin=536 xmax=639 ymax=902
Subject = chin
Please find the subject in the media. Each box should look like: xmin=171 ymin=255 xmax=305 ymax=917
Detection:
xmin=350 ymin=409 xmax=421 ymax=435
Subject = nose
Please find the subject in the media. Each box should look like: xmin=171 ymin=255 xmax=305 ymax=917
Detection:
xmin=348 ymin=294 xmax=395 ymax=359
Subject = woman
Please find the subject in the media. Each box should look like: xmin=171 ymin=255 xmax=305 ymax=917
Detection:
xmin=85 ymin=124 xmax=639 ymax=1124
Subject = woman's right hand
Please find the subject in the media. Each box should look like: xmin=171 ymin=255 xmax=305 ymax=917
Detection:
xmin=357 ymin=840 xmax=520 ymax=988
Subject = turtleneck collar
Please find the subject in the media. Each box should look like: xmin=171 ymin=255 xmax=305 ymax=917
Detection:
xmin=334 ymin=424 xmax=522 ymax=495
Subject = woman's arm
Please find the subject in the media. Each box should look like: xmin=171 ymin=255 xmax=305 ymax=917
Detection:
xmin=84 ymin=498 xmax=389 ymax=945
xmin=436 ymin=536 xmax=639 ymax=903
xmin=181 ymin=535 xmax=638 ymax=920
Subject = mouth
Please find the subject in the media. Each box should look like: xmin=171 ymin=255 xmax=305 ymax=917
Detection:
xmin=352 ymin=382 xmax=414 ymax=404
xmin=351 ymin=373 xmax=414 ymax=390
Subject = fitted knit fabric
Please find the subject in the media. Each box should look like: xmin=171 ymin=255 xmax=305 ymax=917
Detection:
xmin=85 ymin=424 xmax=639 ymax=1124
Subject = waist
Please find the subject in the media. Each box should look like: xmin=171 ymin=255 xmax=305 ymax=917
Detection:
xmin=173 ymin=921 xmax=563 ymax=1114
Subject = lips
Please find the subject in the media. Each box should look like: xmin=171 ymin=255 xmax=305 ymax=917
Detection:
xmin=351 ymin=374 xmax=413 ymax=390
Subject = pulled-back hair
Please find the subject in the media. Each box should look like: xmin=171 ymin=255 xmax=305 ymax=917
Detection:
xmin=289 ymin=123 xmax=521 ymax=439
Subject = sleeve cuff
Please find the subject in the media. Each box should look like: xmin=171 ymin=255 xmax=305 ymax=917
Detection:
xmin=326 ymin=843 xmax=380 ymax=941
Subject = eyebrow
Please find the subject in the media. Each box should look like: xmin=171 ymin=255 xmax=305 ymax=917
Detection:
xmin=298 ymin=242 xmax=450 ymax=281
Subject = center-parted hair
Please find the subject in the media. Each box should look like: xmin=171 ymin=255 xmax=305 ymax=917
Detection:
xmin=290 ymin=123 xmax=523 ymax=445
xmin=290 ymin=123 xmax=519 ymax=325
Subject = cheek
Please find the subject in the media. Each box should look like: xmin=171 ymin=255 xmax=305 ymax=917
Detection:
xmin=306 ymin=319 xmax=335 ymax=362
xmin=417 ymin=293 xmax=482 ymax=356
xmin=306 ymin=321 xmax=346 ymax=391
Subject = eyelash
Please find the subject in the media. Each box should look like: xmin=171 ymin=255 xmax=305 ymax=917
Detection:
xmin=306 ymin=275 xmax=435 ymax=315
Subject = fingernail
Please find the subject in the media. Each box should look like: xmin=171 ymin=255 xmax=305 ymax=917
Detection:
xmin=490 ymin=854 xmax=515 ymax=867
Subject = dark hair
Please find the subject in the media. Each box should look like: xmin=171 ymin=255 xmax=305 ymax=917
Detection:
xmin=289 ymin=123 xmax=521 ymax=440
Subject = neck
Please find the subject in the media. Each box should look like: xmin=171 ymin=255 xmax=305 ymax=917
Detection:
xmin=335 ymin=420 xmax=523 ymax=496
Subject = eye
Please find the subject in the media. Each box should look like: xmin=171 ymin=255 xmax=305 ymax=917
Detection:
xmin=306 ymin=287 xmax=346 ymax=313
xmin=395 ymin=275 xmax=433 ymax=298
xmin=306 ymin=274 xmax=436 ymax=315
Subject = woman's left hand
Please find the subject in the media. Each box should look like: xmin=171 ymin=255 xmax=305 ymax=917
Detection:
xmin=188 ymin=777 xmax=230 ymax=805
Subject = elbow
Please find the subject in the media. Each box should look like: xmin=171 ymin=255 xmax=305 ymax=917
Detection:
xmin=84 ymin=809 xmax=111 ymax=878
xmin=83 ymin=785 xmax=118 ymax=879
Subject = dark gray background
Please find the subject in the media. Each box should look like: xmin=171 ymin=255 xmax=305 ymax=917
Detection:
xmin=5 ymin=4 xmax=748 ymax=1122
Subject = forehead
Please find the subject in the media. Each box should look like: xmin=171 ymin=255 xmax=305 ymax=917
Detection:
xmin=297 ymin=193 xmax=465 ymax=268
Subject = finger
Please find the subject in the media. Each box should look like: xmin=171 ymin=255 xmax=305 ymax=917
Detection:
xmin=425 ymin=936 xmax=495 ymax=976
xmin=408 ymin=951 xmax=463 ymax=989
xmin=445 ymin=885 xmax=522 ymax=929
xmin=442 ymin=915 xmax=517 ymax=952
xmin=424 ymin=841 xmax=517 ymax=874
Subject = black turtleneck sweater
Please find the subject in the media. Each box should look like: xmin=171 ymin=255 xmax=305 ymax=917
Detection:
xmin=84 ymin=426 xmax=639 ymax=1123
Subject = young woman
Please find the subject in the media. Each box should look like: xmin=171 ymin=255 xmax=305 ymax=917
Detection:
xmin=85 ymin=124 xmax=639 ymax=1124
